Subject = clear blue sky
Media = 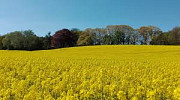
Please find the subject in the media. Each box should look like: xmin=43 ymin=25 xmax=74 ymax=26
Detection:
xmin=0 ymin=0 xmax=179 ymax=36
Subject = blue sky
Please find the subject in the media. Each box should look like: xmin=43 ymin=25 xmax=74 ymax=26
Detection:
xmin=0 ymin=0 xmax=180 ymax=36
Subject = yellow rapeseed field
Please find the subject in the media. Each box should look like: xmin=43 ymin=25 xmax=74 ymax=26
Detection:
xmin=0 ymin=45 xmax=180 ymax=100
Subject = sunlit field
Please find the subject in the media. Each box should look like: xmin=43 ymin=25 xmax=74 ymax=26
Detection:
xmin=0 ymin=45 xmax=180 ymax=100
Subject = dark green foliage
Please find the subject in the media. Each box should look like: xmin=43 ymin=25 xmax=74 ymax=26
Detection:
xmin=151 ymin=33 xmax=169 ymax=45
xmin=168 ymin=27 xmax=180 ymax=45
xmin=113 ymin=31 xmax=125 ymax=45
xmin=23 ymin=30 xmax=43 ymax=50
xmin=71 ymin=28 xmax=82 ymax=45
xmin=103 ymin=35 xmax=113 ymax=45
xmin=151 ymin=27 xmax=180 ymax=45
xmin=2 ymin=31 xmax=24 ymax=50
xmin=43 ymin=32 xmax=51 ymax=49
xmin=1 ymin=30 xmax=44 ymax=50
xmin=0 ymin=35 xmax=5 ymax=49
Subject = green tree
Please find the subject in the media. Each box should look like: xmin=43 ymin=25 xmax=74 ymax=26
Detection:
xmin=106 ymin=25 xmax=135 ymax=44
xmin=43 ymin=32 xmax=51 ymax=49
xmin=71 ymin=28 xmax=82 ymax=46
xmin=2 ymin=30 xmax=44 ymax=50
xmin=168 ymin=27 xmax=180 ymax=45
xmin=113 ymin=31 xmax=125 ymax=45
xmin=138 ymin=26 xmax=162 ymax=45
xmin=151 ymin=33 xmax=169 ymax=45
xmin=0 ymin=35 xmax=5 ymax=49
xmin=103 ymin=34 xmax=113 ymax=45
xmin=23 ymin=30 xmax=39 ymax=50
xmin=77 ymin=32 xmax=93 ymax=46
xmin=131 ymin=31 xmax=139 ymax=45
xmin=2 ymin=31 xmax=24 ymax=50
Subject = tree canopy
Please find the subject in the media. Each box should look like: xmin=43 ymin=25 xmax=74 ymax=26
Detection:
xmin=0 ymin=25 xmax=179 ymax=50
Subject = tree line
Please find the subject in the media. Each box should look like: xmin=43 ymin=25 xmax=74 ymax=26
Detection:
xmin=0 ymin=25 xmax=179 ymax=50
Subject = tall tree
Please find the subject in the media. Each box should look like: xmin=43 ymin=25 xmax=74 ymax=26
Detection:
xmin=77 ymin=32 xmax=93 ymax=46
xmin=138 ymin=26 xmax=162 ymax=45
xmin=113 ymin=31 xmax=125 ymax=45
xmin=103 ymin=34 xmax=113 ymax=45
xmin=151 ymin=33 xmax=169 ymax=45
xmin=168 ymin=27 xmax=180 ymax=45
xmin=84 ymin=28 xmax=105 ymax=45
xmin=51 ymin=29 xmax=76 ymax=48
xmin=106 ymin=25 xmax=135 ymax=44
xmin=0 ymin=35 xmax=5 ymax=49
xmin=1 ymin=30 xmax=44 ymax=50
xmin=131 ymin=31 xmax=139 ymax=45
xmin=138 ymin=26 xmax=151 ymax=45
xmin=2 ymin=31 xmax=24 ymax=50
xmin=71 ymin=28 xmax=81 ymax=45
xmin=43 ymin=32 xmax=51 ymax=49
xmin=148 ymin=26 xmax=162 ymax=41
xmin=23 ymin=30 xmax=41 ymax=50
